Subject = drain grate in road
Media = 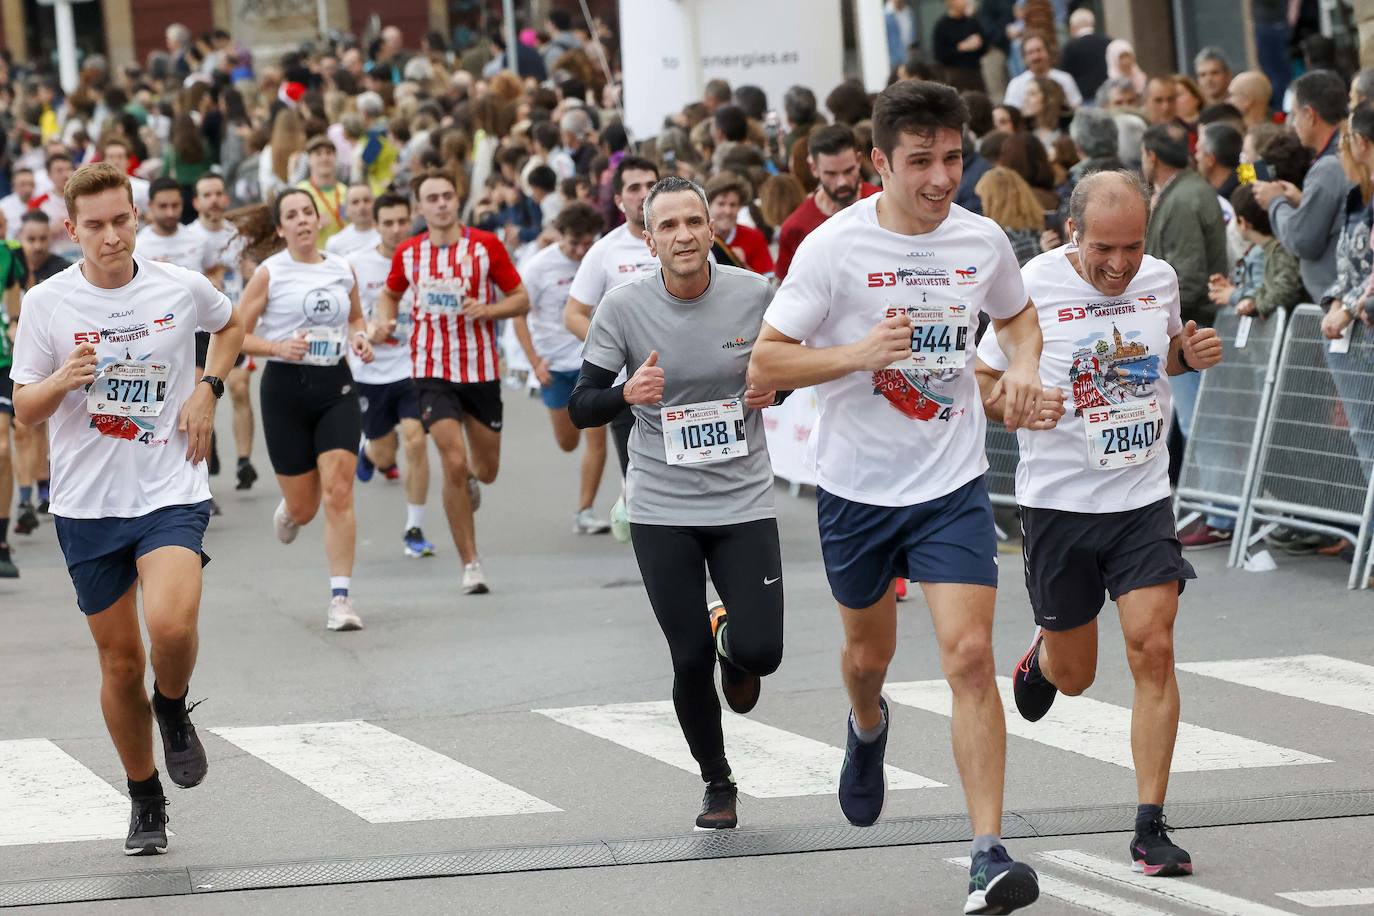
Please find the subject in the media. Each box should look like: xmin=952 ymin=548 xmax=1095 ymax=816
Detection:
xmin=3 ymin=789 xmax=1371 ymax=907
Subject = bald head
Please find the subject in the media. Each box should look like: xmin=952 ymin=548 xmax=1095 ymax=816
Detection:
xmin=1228 ymin=71 xmax=1273 ymax=120
xmin=1068 ymin=170 xmax=1151 ymax=295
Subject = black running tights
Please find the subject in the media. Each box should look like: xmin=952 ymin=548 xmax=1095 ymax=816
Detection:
xmin=629 ymin=518 xmax=785 ymax=783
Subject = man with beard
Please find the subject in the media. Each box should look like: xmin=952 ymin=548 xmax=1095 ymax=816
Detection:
xmin=774 ymin=125 xmax=879 ymax=280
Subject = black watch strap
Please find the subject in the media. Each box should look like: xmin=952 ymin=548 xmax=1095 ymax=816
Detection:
xmin=200 ymin=375 xmax=225 ymax=398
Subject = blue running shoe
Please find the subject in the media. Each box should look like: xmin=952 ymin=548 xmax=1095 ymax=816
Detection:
xmin=838 ymin=697 xmax=889 ymax=826
xmin=356 ymin=443 xmax=375 ymax=482
xmin=965 ymin=845 xmax=1039 ymax=914
xmin=403 ymin=527 xmax=435 ymax=558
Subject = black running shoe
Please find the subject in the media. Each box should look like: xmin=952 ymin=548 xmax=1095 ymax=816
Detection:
xmin=37 ymin=497 xmax=49 ymax=514
xmin=236 ymin=460 xmax=258 ymax=491
xmin=154 ymin=696 xmax=208 ymax=788
xmin=209 ymin=498 xmax=222 ymax=517
xmin=838 ymin=698 xmax=889 ymax=827
xmin=208 ymin=442 xmax=220 ymax=477
xmin=0 ymin=545 xmax=17 ymax=579
xmin=695 ymin=779 xmax=738 ymax=830
xmin=709 ymin=601 xmax=761 ymax=714
xmin=1012 ymin=627 xmax=1058 ymax=722
xmin=124 ymin=795 xmax=169 ymax=856
xmin=965 ymin=845 xmax=1039 ymax=914
xmin=15 ymin=503 xmax=38 ymax=534
xmin=1131 ymin=814 xmax=1193 ymax=877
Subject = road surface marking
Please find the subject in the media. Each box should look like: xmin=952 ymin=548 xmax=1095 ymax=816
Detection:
xmin=1040 ymin=850 xmax=1297 ymax=915
xmin=212 ymin=720 xmax=559 ymax=823
xmin=886 ymin=677 xmax=1326 ymax=771
xmin=0 ymin=739 xmax=129 ymax=845
xmin=535 ymin=700 xmax=944 ymax=798
xmin=1276 ymin=888 xmax=1374 ymax=907
xmin=1180 ymin=655 xmax=1374 ymax=717
xmin=946 ymin=856 xmax=1171 ymax=915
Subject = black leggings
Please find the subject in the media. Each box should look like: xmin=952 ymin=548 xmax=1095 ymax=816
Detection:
xmin=630 ymin=518 xmax=785 ymax=783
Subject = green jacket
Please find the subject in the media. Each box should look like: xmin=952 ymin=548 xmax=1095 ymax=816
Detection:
xmin=1255 ymin=236 xmax=1307 ymax=318
xmin=1145 ymin=169 xmax=1230 ymax=325
xmin=0 ymin=241 xmax=25 ymax=368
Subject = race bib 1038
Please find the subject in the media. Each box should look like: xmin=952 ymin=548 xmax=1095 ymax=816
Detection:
xmin=661 ymin=399 xmax=748 ymax=466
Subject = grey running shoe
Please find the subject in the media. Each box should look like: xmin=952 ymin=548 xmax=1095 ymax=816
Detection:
xmin=154 ymin=697 xmax=208 ymax=788
xmin=124 ymin=795 xmax=168 ymax=856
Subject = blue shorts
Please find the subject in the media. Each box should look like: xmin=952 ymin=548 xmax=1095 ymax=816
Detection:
xmin=358 ymin=378 xmax=420 ymax=440
xmin=54 ymin=501 xmax=212 ymax=615
xmin=539 ymin=369 xmax=580 ymax=410
xmin=817 ymin=475 xmax=998 ymax=609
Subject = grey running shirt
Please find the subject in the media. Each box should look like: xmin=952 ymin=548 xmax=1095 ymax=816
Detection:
xmin=582 ymin=263 xmax=775 ymax=526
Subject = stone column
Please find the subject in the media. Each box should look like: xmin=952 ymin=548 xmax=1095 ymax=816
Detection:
xmin=101 ymin=0 xmax=137 ymax=68
xmin=1356 ymin=0 xmax=1374 ymax=69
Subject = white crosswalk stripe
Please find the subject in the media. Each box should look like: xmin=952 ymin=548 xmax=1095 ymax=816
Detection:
xmin=946 ymin=856 xmax=1172 ymax=915
xmin=1179 ymin=655 xmax=1374 ymax=717
xmin=1039 ymin=850 xmax=1298 ymax=915
xmin=535 ymin=700 xmax=945 ymax=797
xmin=0 ymin=739 xmax=130 ymax=846
xmin=886 ymin=677 xmax=1328 ymax=771
xmin=211 ymin=721 xmax=560 ymax=823
xmin=1276 ymin=888 xmax=1374 ymax=908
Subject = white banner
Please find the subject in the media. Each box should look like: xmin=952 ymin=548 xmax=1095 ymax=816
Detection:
xmin=763 ymin=387 xmax=819 ymax=488
xmin=619 ymin=0 xmax=846 ymax=141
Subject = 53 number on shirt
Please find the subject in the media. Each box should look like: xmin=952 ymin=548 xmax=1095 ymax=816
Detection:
xmin=661 ymin=400 xmax=748 ymax=466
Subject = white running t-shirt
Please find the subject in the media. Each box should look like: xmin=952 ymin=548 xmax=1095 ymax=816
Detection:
xmin=184 ymin=220 xmax=245 ymax=301
xmin=567 ymin=223 xmax=658 ymax=309
xmin=977 ymin=247 xmax=1183 ymax=513
xmin=255 ymin=250 xmax=356 ymax=364
xmin=349 ymin=246 xmax=412 ymax=385
xmin=520 ymin=242 xmax=586 ymax=372
xmin=10 ymin=258 xmax=232 ymax=518
xmin=764 ymin=195 xmax=1028 ymax=507
xmin=136 ymin=224 xmax=214 ymax=274
xmin=326 ymin=224 xmax=382 ymax=257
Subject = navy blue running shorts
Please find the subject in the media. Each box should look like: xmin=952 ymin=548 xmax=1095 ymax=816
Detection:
xmin=358 ymin=378 xmax=420 ymax=441
xmin=54 ymin=501 xmax=212 ymax=615
xmin=817 ymin=475 xmax=998 ymax=609
xmin=539 ymin=369 xmax=580 ymax=410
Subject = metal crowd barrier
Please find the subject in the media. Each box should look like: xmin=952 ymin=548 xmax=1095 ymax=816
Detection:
xmin=1237 ymin=304 xmax=1374 ymax=590
xmin=1175 ymin=308 xmax=1288 ymax=568
xmin=984 ymin=423 xmax=1020 ymax=509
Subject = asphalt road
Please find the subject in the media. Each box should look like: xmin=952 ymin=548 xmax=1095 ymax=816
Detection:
xmin=2 ymin=382 xmax=1373 ymax=914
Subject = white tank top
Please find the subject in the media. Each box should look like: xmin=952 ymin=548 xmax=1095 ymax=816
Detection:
xmin=257 ymin=249 xmax=356 ymax=365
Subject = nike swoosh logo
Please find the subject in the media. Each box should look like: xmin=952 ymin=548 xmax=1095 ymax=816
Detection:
xmin=763 ymin=576 xmax=780 ymax=585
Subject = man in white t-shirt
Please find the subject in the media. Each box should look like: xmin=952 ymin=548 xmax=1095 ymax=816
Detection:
xmin=1003 ymin=31 xmax=1084 ymax=111
xmin=751 ymin=80 xmax=1046 ymax=915
xmin=11 ymin=162 xmax=245 ymax=856
xmin=515 ymin=201 xmax=610 ymax=535
xmin=976 ymin=170 xmax=1222 ymax=880
xmin=101 ymin=138 xmax=150 ymax=215
xmin=563 ymin=156 xmax=660 ymax=539
xmin=33 ymin=153 xmax=79 ymax=260
xmin=352 ymin=192 xmax=433 ymax=559
xmin=136 ymin=177 xmax=215 ymax=274
xmin=0 ymin=167 xmax=35 ymax=239
xmin=325 ymin=183 xmax=382 ymax=256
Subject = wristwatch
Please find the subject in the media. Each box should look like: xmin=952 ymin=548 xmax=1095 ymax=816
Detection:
xmin=200 ymin=375 xmax=225 ymax=399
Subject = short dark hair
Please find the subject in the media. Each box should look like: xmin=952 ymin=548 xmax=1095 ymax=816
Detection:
xmin=1199 ymin=123 xmax=1243 ymax=169
xmin=783 ymin=85 xmax=818 ymax=126
xmin=372 ymin=191 xmax=409 ymax=220
xmin=613 ymin=155 xmax=659 ymax=195
xmin=704 ymin=79 xmax=732 ymax=104
xmin=713 ymin=105 xmax=749 ymax=143
xmin=554 ymin=200 xmax=604 ymax=237
xmin=531 ymin=120 xmax=560 ymax=152
xmin=46 ymin=152 xmax=73 ymax=170
xmin=825 ymin=80 xmax=871 ymax=125
xmin=1352 ymin=100 xmax=1374 ymax=143
xmin=194 ymin=172 xmax=226 ymax=193
xmin=1292 ymin=69 xmax=1349 ymax=125
xmin=600 ymin=121 xmax=629 ymax=154
xmin=528 ymin=164 xmax=558 ymax=193
xmin=409 ymin=168 xmax=460 ymax=198
xmin=808 ymin=123 xmax=857 ymax=159
xmin=871 ymin=80 xmax=968 ymax=159
xmin=1229 ymin=182 xmax=1271 ymax=234
xmin=21 ymin=209 xmax=50 ymax=226
xmin=149 ymin=176 xmax=182 ymax=200
xmin=1257 ymin=129 xmax=1314 ymax=187
xmin=705 ymin=171 xmax=752 ymax=204
xmin=733 ymin=85 xmax=767 ymax=120
xmin=549 ymin=9 xmax=572 ymax=30
xmin=1197 ymin=102 xmax=1244 ymax=127
xmin=961 ymin=90 xmax=994 ymax=138
xmin=1141 ymin=123 xmax=1191 ymax=169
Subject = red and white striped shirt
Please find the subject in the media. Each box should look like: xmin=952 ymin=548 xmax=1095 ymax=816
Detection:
xmin=385 ymin=229 xmax=522 ymax=383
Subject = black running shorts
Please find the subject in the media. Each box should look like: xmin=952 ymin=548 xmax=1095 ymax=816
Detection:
xmin=194 ymin=331 xmax=247 ymax=370
xmin=415 ymin=378 xmax=503 ymax=433
xmin=1019 ymin=496 xmax=1196 ymax=632
xmin=259 ymin=361 xmax=362 ymax=476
